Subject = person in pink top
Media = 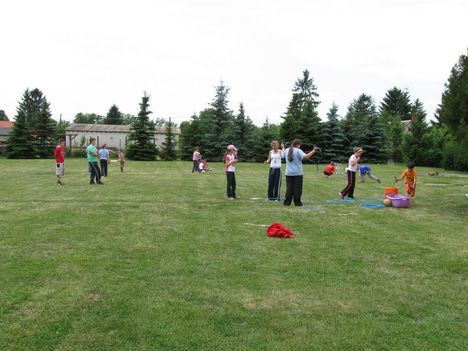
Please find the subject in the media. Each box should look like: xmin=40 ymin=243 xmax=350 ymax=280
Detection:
xmin=192 ymin=147 xmax=201 ymax=173
xmin=224 ymin=144 xmax=238 ymax=199
xmin=53 ymin=138 xmax=66 ymax=186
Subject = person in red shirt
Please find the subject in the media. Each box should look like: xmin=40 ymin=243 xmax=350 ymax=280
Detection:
xmin=53 ymin=138 xmax=66 ymax=186
xmin=323 ymin=161 xmax=336 ymax=177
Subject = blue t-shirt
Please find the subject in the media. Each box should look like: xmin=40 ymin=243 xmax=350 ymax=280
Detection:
xmin=285 ymin=147 xmax=306 ymax=176
xmin=99 ymin=148 xmax=109 ymax=160
xmin=360 ymin=165 xmax=371 ymax=176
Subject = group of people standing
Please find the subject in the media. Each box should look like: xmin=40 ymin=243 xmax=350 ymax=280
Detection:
xmin=53 ymin=137 xmax=126 ymax=186
xmin=197 ymin=139 xmax=416 ymax=206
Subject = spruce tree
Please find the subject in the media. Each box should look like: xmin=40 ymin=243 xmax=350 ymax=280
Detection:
xmin=6 ymin=88 xmax=56 ymax=158
xmin=322 ymin=103 xmax=346 ymax=162
xmin=343 ymin=94 xmax=377 ymax=148
xmin=160 ymin=118 xmax=177 ymax=160
xmin=281 ymin=70 xmax=320 ymax=143
xmin=380 ymin=87 xmax=413 ymax=121
xmin=126 ymin=92 xmax=158 ymax=161
xmin=103 ymin=104 xmax=124 ymax=125
xmin=403 ymin=99 xmax=430 ymax=165
xmin=6 ymin=109 xmax=35 ymax=159
xmin=438 ymin=50 xmax=468 ymax=146
xmin=31 ymin=96 xmax=56 ymax=158
xmin=233 ymin=103 xmax=257 ymax=161
xmin=362 ymin=114 xmax=386 ymax=163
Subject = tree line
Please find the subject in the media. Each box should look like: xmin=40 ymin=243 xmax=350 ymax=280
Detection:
xmin=3 ymin=51 xmax=467 ymax=171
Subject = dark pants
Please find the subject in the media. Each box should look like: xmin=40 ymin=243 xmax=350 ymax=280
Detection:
xmin=268 ymin=168 xmax=282 ymax=200
xmin=100 ymin=159 xmax=108 ymax=177
xmin=341 ymin=170 xmax=356 ymax=198
xmin=283 ymin=175 xmax=303 ymax=206
xmin=89 ymin=162 xmax=102 ymax=184
xmin=226 ymin=171 xmax=236 ymax=198
xmin=192 ymin=160 xmax=199 ymax=173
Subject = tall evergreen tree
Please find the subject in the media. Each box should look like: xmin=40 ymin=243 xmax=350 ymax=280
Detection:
xmin=380 ymin=87 xmax=413 ymax=121
xmin=322 ymin=103 xmax=346 ymax=162
xmin=7 ymin=88 xmax=56 ymax=158
xmin=103 ymin=104 xmax=124 ymax=125
xmin=402 ymin=99 xmax=431 ymax=165
xmin=232 ymin=103 xmax=257 ymax=161
xmin=438 ymin=50 xmax=468 ymax=146
xmin=160 ymin=118 xmax=178 ymax=160
xmin=343 ymin=94 xmax=377 ymax=148
xmin=6 ymin=109 xmax=35 ymax=159
xmin=126 ymin=92 xmax=158 ymax=161
xmin=211 ymin=81 xmax=233 ymax=140
xmin=362 ymin=113 xmax=386 ymax=163
xmin=281 ymin=70 xmax=320 ymax=142
xmin=30 ymin=94 xmax=56 ymax=158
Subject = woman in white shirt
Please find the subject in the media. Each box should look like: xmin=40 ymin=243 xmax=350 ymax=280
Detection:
xmin=339 ymin=147 xmax=363 ymax=199
xmin=264 ymin=141 xmax=285 ymax=201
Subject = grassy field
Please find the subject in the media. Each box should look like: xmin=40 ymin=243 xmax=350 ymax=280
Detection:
xmin=0 ymin=158 xmax=467 ymax=350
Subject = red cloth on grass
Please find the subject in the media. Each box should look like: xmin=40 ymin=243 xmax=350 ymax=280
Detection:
xmin=266 ymin=223 xmax=293 ymax=238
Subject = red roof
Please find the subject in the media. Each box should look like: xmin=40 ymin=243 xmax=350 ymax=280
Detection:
xmin=0 ymin=121 xmax=14 ymax=128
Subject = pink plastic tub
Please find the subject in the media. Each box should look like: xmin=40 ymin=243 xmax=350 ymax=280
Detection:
xmin=385 ymin=194 xmax=410 ymax=208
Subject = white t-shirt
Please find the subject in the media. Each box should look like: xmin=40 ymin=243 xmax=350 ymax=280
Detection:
xmin=346 ymin=154 xmax=358 ymax=172
xmin=269 ymin=150 xmax=283 ymax=168
xmin=225 ymin=154 xmax=236 ymax=172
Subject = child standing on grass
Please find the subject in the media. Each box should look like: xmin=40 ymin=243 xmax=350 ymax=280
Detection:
xmin=339 ymin=147 xmax=363 ymax=199
xmin=118 ymin=149 xmax=125 ymax=173
xmin=99 ymin=143 xmax=110 ymax=177
xmin=224 ymin=144 xmax=238 ymax=199
xmin=53 ymin=138 xmax=66 ymax=186
xmin=395 ymin=162 xmax=417 ymax=197
xmin=264 ymin=140 xmax=285 ymax=201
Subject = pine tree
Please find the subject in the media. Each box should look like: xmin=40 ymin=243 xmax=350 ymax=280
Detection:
xmin=103 ymin=104 xmax=124 ymax=125
xmin=232 ymin=103 xmax=257 ymax=161
xmin=403 ymin=99 xmax=430 ymax=165
xmin=281 ymin=70 xmax=320 ymax=142
xmin=343 ymin=94 xmax=377 ymax=147
xmin=126 ymin=92 xmax=158 ymax=161
xmin=31 ymin=95 xmax=56 ymax=158
xmin=362 ymin=114 xmax=386 ymax=163
xmin=322 ymin=103 xmax=346 ymax=162
xmin=160 ymin=118 xmax=178 ymax=160
xmin=380 ymin=87 xmax=413 ymax=121
xmin=6 ymin=110 xmax=35 ymax=158
xmin=438 ymin=50 xmax=468 ymax=146
xmin=6 ymin=88 xmax=56 ymax=158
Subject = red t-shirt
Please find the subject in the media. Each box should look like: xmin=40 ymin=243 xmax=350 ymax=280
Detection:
xmin=54 ymin=145 xmax=65 ymax=163
xmin=324 ymin=164 xmax=335 ymax=174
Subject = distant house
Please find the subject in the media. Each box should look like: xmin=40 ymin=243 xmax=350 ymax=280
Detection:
xmin=0 ymin=121 xmax=14 ymax=148
xmin=65 ymin=123 xmax=180 ymax=150
xmin=402 ymin=120 xmax=412 ymax=133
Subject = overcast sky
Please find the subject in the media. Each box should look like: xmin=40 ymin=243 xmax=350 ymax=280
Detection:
xmin=1 ymin=0 xmax=467 ymax=126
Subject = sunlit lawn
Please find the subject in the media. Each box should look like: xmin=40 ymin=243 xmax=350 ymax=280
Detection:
xmin=0 ymin=158 xmax=467 ymax=350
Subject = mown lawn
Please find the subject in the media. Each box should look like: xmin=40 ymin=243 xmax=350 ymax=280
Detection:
xmin=0 ymin=158 xmax=467 ymax=350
